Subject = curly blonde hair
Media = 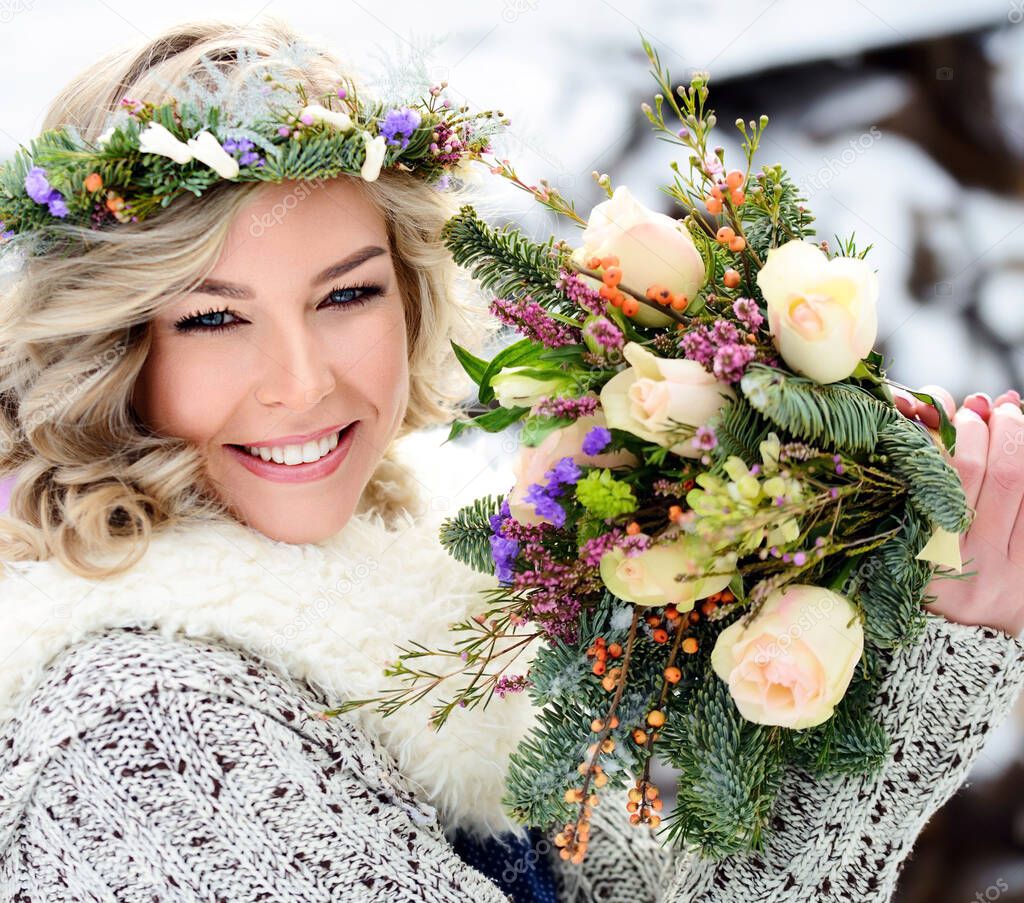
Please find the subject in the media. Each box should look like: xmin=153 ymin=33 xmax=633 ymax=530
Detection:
xmin=0 ymin=16 xmax=500 ymax=578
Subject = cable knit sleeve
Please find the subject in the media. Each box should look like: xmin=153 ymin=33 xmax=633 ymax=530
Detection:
xmin=0 ymin=628 xmax=512 ymax=903
xmin=662 ymin=613 xmax=1024 ymax=902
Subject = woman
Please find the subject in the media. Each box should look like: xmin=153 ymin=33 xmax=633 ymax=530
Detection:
xmin=0 ymin=16 xmax=1022 ymax=903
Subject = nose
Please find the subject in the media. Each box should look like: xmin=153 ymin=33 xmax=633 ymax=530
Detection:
xmin=253 ymin=323 xmax=337 ymax=411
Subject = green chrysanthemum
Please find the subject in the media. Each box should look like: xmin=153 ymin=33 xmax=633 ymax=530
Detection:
xmin=574 ymin=468 xmax=637 ymax=519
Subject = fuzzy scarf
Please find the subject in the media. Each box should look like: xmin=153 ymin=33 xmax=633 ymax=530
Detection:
xmin=0 ymin=502 xmax=539 ymax=838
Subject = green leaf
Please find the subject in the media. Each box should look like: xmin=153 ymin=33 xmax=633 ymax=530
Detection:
xmin=478 ymin=338 xmax=546 ymax=405
xmin=450 ymin=340 xmax=490 ymax=386
xmin=903 ymin=387 xmax=957 ymax=454
xmin=445 ymin=405 xmax=529 ymax=442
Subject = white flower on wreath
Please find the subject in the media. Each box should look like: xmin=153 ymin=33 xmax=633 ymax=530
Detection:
xmin=300 ymin=103 xmax=354 ymax=132
xmin=137 ymin=122 xmax=239 ymax=179
xmin=361 ymin=132 xmax=388 ymax=182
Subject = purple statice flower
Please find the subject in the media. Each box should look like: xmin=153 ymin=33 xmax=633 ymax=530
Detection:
xmin=555 ymin=268 xmax=605 ymax=316
xmin=523 ymin=484 xmax=566 ymax=528
xmin=733 ymin=296 xmax=765 ymax=331
xmin=24 ymin=166 xmax=69 ymax=218
xmin=578 ymin=527 xmax=652 ymax=568
xmin=0 ymin=221 xmax=14 ymax=241
xmin=546 ymin=456 xmax=581 ymax=491
xmin=531 ymin=393 xmax=599 ymax=420
xmin=222 ymin=137 xmax=265 ymax=168
xmin=522 ymin=456 xmax=582 ymax=528
xmin=380 ymin=107 xmax=422 ymax=149
xmin=581 ymin=425 xmax=611 ymax=455
xmin=488 ymin=498 xmax=519 ymax=585
xmin=434 ymin=174 xmax=452 ymax=191
xmin=489 ymin=296 xmax=582 ymax=348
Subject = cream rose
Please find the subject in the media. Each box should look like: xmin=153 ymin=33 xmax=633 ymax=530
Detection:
xmin=570 ymin=185 xmax=706 ymax=328
xmin=599 ymin=534 xmax=737 ymax=609
xmin=711 ymin=584 xmax=864 ymax=729
xmin=600 ymin=342 xmax=735 ymax=458
xmin=490 ymin=368 xmax=574 ymax=409
xmin=508 ymin=413 xmax=636 ymax=526
xmin=756 ymin=240 xmax=878 ymax=384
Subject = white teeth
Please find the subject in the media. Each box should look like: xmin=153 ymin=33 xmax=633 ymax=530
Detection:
xmin=243 ymin=428 xmax=344 ymax=465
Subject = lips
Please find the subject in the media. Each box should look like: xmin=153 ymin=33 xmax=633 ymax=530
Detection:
xmin=224 ymin=420 xmax=359 ymax=484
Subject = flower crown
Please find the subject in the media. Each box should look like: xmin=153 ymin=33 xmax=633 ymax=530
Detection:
xmin=0 ymin=40 xmax=507 ymax=257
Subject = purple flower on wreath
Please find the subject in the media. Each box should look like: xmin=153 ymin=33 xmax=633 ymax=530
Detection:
xmin=222 ymin=137 xmax=265 ymax=168
xmin=24 ymin=166 xmax=69 ymax=218
xmin=379 ymin=107 xmax=422 ymax=150
xmin=0 ymin=221 xmax=13 ymax=241
xmin=581 ymin=426 xmax=611 ymax=456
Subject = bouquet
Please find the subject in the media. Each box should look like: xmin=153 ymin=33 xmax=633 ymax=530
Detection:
xmin=335 ymin=37 xmax=970 ymax=864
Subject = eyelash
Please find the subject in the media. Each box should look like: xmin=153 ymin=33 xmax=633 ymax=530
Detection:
xmin=173 ymin=282 xmax=384 ymax=333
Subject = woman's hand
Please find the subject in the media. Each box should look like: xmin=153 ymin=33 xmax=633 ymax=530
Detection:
xmin=893 ymin=384 xmax=1024 ymax=638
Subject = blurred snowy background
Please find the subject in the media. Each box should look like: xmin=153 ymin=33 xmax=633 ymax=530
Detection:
xmin=2 ymin=1 xmax=1024 ymax=898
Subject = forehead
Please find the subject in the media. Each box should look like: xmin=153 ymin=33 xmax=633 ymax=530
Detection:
xmin=216 ymin=177 xmax=389 ymax=271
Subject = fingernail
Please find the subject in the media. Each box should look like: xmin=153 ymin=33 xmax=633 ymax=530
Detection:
xmin=963 ymin=393 xmax=992 ymax=420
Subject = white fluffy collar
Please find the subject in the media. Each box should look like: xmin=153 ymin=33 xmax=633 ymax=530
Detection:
xmin=0 ymin=505 xmax=538 ymax=837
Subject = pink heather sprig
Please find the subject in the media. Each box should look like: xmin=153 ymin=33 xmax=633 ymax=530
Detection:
xmin=679 ymin=318 xmax=757 ymax=384
xmin=494 ymin=674 xmax=531 ymax=698
xmin=582 ymin=316 xmax=624 ymax=353
xmin=531 ymin=393 xmax=600 ymax=419
xmin=556 ymin=268 xmax=605 ymax=316
xmin=733 ymin=296 xmax=765 ymax=330
xmin=578 ymin=528 xmax=653 ymax=568
xmin=489 ymin=296 xmax=583 ymax=348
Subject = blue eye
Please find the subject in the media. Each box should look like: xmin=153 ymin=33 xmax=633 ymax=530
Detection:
xmin=173 ymin=282 xmax=384 ymax=333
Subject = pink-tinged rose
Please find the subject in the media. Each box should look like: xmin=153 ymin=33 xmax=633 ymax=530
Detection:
xmin=570 ymin=185 xmax=706 ymax=328
xmin=600 ymin=342 xmax=735 ymax=458
xmin=599 ymin=533 xmax=737 ymax=609
xmin=756 ymin=240 xmax=878 ymax=384
xmin=711 ymin=584 xmax=864 ymax=729
xmin=508 ymin=414 xmax=637 ymax=526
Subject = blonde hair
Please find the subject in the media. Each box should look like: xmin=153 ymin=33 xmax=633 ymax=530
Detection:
xmin=0 ymin=16 xmax=500 ymax=578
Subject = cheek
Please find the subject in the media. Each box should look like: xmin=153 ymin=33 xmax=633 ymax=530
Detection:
xmin=135 ymin=339 xmax=244 ymax=444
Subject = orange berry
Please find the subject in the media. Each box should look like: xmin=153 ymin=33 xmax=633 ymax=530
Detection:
xmin=725 ymin=169 xmax=744 ymax=190
xmin=731 ymin=188 xmax=746 ymax=206
xmin=586 ymin=256 xmax=603 ymax=269
xmin=607 ymin=643 xmax=623 ymax=658
xmin=602 ymin=266 xmax=622 ymax=287
xmin=649 ymin=815 xmax=662 ymax=828
xmin=729 ymin=235 xmax=747 ymax=252
xmin=645 ymin=786 xmax=659 ymax=800
xmin=723 ymin=268 xmax=741 ymax=288
xmin=600 ymin=738 xmax=615 ymax=753
xmin=682 ymin=637 xmax=699 ymax=654
xmin=652 ymin=798 xmax=664 ymax=811
xmin=716 ymin=226 xmax=735 ymax=243
xmin=700 ymin=600 xmax=717 ymax=617
xmin=594 ymin=772 xmax=608 ymax=788
xmin=626 ymin=521 xmax=641 ymax=535
xmin=710 ymin=184 xmax=724 ymax=200
xmin=599 ymin=254 xmax=620 ymax=269
xmin=628 ymin=787 xmax=643 ymax=803
xmin=664 ymin=666 xmax=682 ymax=683
xmin=664 ymin=605 xmax=680 ymax=621
xmin=689 ymin=611 xmax=700 ymax=624
xmin=591 ymin=718 xmax=604 ymax=732
xmin=621 ymin=298 xmax=639 ymax=317
xmin=598 ymin=284 xmax=616 ymax=300
xmin=84 ymin=172 xmax=103 ymax=192
xmin=646 ymin=614 xmax=662 ymax=627
xmin=652 ymin=628 xmax=669 ymax=644
xmin=609 ymin=293 xmax=623 ymax=308
xmin=647 ymin=709 xmax=666 ymax=728
xmin=593 ymin=660 xmax=606 ymax=676
xmin=706 ymin=196 xmax=723 ymax=215
xmin=632 ymin=728 xmax=648 ymax=744
xmin=596 ymin=637 xmax=607 ymax=646
xmin=670 ymin=293 xmax=689 ymax=311
xmin=608 ymin=715 xmax=619 ymax=728
xmin=601 ymin=676 xmax=616 ymax=692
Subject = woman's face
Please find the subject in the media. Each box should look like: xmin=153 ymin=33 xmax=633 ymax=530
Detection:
xmin=133 ymin=177 xmax=410 ymax=543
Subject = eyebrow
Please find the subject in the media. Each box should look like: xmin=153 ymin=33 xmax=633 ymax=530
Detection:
xmin=188 ymin=244 xmax=389 ymax=300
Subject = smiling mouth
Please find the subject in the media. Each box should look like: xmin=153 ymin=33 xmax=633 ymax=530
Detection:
xmin=227 ymin=421 xmax=356 ymax=466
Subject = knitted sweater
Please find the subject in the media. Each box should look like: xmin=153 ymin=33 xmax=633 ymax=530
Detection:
xmin=0 ymin=507 xmax=1022 ymax=902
